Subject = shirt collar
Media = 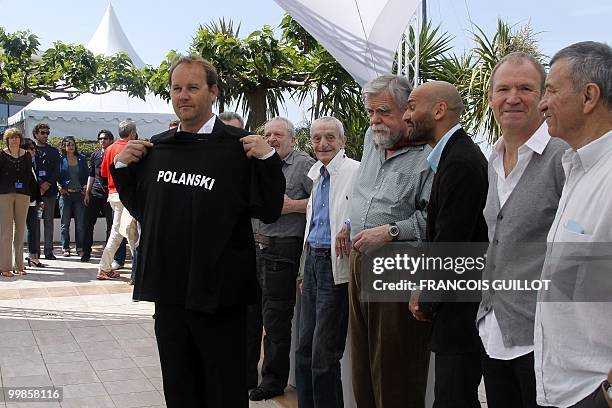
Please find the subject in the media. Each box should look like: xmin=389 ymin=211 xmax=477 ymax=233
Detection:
xmin=490 ymin=121 xmax=551 ymax=163
xmin=427 ymin=124 xmax=461 ymax=172
xmin=177 ymin=115 xmax=217 ymax=134
xmin=575 ymin=128 xmax=612 ymax=173
xmin=308 ymin=149 xmax=345 ymax=180
xmin=522 ymin=121 xmax=550 ymax=155
xmin=281 ymin=149 xmax=296 ymax=164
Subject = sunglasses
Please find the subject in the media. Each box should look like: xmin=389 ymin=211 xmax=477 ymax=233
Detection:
xmin=39 ymin=131 xmax=50 ymax=135
xmin=98 ymin=137 xmax=110 ymax=141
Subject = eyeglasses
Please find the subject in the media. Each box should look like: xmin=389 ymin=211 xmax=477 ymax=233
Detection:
xmin=39 ymin=131 xmax=50 ymax=135
xmin=98 ymin=137 xmax=110 ymax=141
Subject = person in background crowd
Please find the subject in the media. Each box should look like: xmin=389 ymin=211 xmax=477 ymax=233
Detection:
xmin=535 ymin=41 xmax=612 ymax=408
xmin=82 ymin=129 xmax=115 ymax=262
xmin=219 ymin=111 xmax=245 ymax=129
xmin=97 ymin=120 xmax=138 ymax=280
xmin=248 ymin=116 xmax=315 ymax=401
xmin=343 ymin=74 xmax=433 ymax=408
xmin=168 ymin=119 xmax=180 ymax=129
xmin=22 ymin=138 xmax=45 ymax=268
xmin=295 ymin=116 xmax=360 ymax=408
xmin=475 ymin=52 xmax=567 ymax=408
xmin=57 ymin=136 xmax=88 ymax=257
xmin=0 ymin=128 xmax=36 ymax=276
xmin=32 ymin=123 xmax=61 ymax=260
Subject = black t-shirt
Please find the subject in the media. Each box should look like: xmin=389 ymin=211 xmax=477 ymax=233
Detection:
xmin=111 ymin=123 xmax=285 ymax=313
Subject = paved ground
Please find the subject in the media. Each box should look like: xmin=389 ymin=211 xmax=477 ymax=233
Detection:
xmin=0 ymin=246 xmax=296 ymax=408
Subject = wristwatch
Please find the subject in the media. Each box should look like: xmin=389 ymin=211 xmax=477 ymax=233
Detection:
xmin=604 ymin=379 xmax=612 ymax=400
xmin=388 ymin=223 xmax=400 ymax=241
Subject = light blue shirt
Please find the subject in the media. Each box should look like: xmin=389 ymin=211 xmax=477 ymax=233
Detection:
xmin=307 ymin=167 xmax=331 ymax=248
xmin=426 ymin=124 xmax=461 ymax=173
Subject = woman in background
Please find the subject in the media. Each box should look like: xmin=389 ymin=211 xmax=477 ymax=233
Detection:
xmin=0 ymin=128 xmax=35 ymax=276
xmin=57 ymin=136 xmax=88 ymax=257
xmin=22 ymin=138 xmax=45 ymax=268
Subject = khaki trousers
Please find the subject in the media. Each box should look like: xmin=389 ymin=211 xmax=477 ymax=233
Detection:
xmin=349 ymin=249 xmax=432 ymax=408
xmin=0 ymin=193 xmax=30 ymax=272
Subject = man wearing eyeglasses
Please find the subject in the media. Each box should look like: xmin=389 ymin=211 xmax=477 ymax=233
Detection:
xmin=81 ymin=129 xmax=115 ymax=262
xmin=32 ymin=123 xmax=61 ymax=260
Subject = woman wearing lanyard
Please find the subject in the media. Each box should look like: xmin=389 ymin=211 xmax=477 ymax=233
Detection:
xmin=0 ymin=128 xmax=36 ymax=277
xmin=22 ymin=138 xmax=46 ymax=268
xmin=57 ymin=136 xmax=88 ymax=257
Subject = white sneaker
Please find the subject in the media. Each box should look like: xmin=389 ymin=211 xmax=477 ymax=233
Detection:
xmin=111 ymin=261 xmax=124 ymax=271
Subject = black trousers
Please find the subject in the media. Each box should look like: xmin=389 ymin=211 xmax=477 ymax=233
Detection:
xmin=570 ymin=384 xmax=609 ymax=408
xmin=481 ymin=350 xmax=541 ymax=408
xmin=154 ymin=303 xmax=247 ymax=408
xmin=246 ymin=282 xmax=262 ymax=389
xmin=26 ymin=205 xmax=40 ymax=258
xmin=246 ymin=238 xmax=302 ymax=393
xmin=433 ymin=351 xmax=482 ymax=408
xmin=82 ymin=194 xmax=113 ymax=256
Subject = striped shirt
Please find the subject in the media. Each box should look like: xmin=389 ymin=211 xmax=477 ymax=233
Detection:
xmin=349 ymin=128 xmax=433 ymax=241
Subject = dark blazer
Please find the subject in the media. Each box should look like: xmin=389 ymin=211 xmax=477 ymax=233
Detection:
xmin=425 ymin=128 xmax=488 ymax=353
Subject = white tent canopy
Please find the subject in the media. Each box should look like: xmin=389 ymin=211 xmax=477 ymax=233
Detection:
xmin=8 ymin=4 xmax=175 ymax=140
xmin=273 ymin=0 xmax=420 ymax=86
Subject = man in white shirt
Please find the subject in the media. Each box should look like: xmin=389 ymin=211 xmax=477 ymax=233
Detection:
xmin=535 ymin=41 xmax=612 ymax=408
xmin=476 ymin=52 xmax=567 ymax=408
xmin=295 ymin=116 xmax=359 ymax=408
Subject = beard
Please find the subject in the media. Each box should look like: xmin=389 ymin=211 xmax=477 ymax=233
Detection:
xmin=371 ymin=124 xmax=403 ymax=149
xmin=407 ymin=117 xmax=435 ymax=144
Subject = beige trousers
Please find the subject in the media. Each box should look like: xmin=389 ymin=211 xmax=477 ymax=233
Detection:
xmin=0 ymin=193 xmax=30 ymax=272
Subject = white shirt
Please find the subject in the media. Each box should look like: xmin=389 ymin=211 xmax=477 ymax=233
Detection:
xmin=534 ymin=129 xmax=612 ymax=407
xmin=177 ymin=114 xmax=216 ymax=133
xmin=478 ymin=122 xmax=550 ymax=360
xmin=298 ymin=149 xmax=360 ymax=284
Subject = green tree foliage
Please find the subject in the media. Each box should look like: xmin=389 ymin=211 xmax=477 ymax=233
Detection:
xmin=461 ymin=19 xmax=544 ymax=143
xmin=0 ymin=27 xmax=147 ymax=101
xmin=190 ymin=18 xmax=303 ymax=130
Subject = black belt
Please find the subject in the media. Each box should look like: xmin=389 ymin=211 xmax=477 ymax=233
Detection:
xmin=65 ymin=188 xmax=83 ymax=193
xmin=254 ymin=234 xmax=299 ymax=248
xmin=307 ymin=244 xmax=331 ymax=257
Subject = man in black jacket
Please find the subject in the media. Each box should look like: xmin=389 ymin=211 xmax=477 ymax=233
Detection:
xmin=110 ymin=55 xmax=285 ymax=408
xmin=405 ymin=81 xmax=488 ymax=407
xmin=32 ymin=123 xmax=61 ymax=260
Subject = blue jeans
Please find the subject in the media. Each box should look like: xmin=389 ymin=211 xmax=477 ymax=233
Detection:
xmin=59 ymin=192 xmax=85 ymax=251
xmin=295 ymin=249 xmax=348 ymax=408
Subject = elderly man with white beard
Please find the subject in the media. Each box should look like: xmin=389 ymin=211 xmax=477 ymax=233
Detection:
xmin=336 ymin=74 xmax=434 ymax=408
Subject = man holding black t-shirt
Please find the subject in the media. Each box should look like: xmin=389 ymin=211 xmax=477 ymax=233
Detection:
xmin=110 ymin=55 xmax=285 ymax=407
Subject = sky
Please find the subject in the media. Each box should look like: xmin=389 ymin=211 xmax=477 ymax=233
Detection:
xmin=2 ymin=0 xmax=611 ymax=126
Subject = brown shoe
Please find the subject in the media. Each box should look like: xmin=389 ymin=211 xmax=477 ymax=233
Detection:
xmin=96 ymin=271 xmax=110 ymax=280
xmin=106 ymin=271 xmax=122 ymax=279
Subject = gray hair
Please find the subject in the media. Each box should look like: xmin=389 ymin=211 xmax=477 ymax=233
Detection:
xmin=550 ymin=41 xmax=612 ymax=109
xmin=362 ymin=75 xmax=413 ymax=109
xmin=219 ymin=111 xmax=244 ymax=128
xmin=118 ymin=120 xmax=136 ymax=138
xmin=490 ymin=52 xmax=547 ymax=96
xmin=266 ymin=117 xmax=295 ymax=138
xmin=311 ymin=116 xmax=345 ymax=141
